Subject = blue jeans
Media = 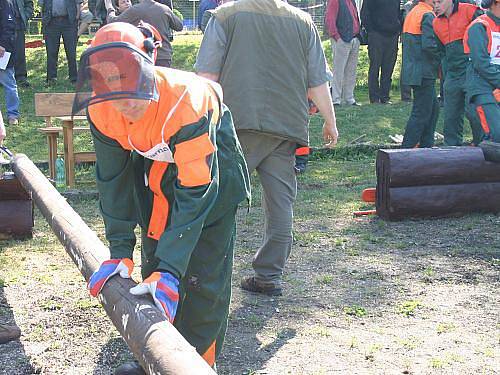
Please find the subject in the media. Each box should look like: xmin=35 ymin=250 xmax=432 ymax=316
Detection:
xmin=0 ymin=67 xmax=20 ymax=119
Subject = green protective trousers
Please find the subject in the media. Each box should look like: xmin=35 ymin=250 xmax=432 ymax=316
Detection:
xmin=472 ymin=94 xmax=500 ymax=142
xmin=402 ymin=79 xmax=440 ymax=148
xmin=140 ymin=205 xmax=238 ymax=362
xmin=443 ymin=76 xmax=483 ymax=146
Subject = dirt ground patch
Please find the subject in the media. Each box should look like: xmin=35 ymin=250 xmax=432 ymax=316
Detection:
xmin=0 ymin=159 xmax=499 ymax=374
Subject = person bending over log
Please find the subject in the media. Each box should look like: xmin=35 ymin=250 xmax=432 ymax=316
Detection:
xmin=72 ymin=22 xmax=250 ymax=374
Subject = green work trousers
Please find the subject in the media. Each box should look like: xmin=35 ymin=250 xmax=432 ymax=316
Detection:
xmin=472 ymin=95 xmax=500 ymax=142
xmin=402 ymin=79 xmax=440 ymax=148
xmin=443 ymin=76 xmax=483 ymax=146
xmin=141 ymin=205 xmax=238 ymax=361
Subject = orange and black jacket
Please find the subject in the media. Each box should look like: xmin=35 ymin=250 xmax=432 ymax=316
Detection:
xmin=464 ymin=11 xmax=500 ymax=101
xmin=87 ymin=68 xmax=251 ymax=279
xmin=401 ymin=1 xmax=440 ymax=86
xmin=433 ymin=0 xmax=482 ymax=79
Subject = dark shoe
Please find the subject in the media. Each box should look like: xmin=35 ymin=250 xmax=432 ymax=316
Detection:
xmin=17 ymin=80 xmax=31 ymax=88
xmin=351 ymin=102 xmax=362 ymax=107
xmin=114 ymin=361 xmax=145 ymax=375
xmin=46 ymin=78 xmax=57 ymax=87
xmin=240 ymin=276 xmax=282 ymax=296
xmin=294 ymin=163 xmax=307 ymax=174
xmin=380 ymin=100 xmax=393 ymax=105
xmin=0 ymin=324 xmax=21 ymax=344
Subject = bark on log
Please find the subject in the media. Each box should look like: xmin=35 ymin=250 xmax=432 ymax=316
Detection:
xmin=479 ymin=141 xmax=500 ymax=163
xmin=378 ymin=183 xmax=500 ymax=220
xmin=0 ymin=174 xmax=33 ymax=238
xmin=376 ymin=148 xmax=500 ymax=220
xmin=376 ymin=147 xmax=500 ymax=188
xmin=11 ymin=154 xmax=215 ymax=375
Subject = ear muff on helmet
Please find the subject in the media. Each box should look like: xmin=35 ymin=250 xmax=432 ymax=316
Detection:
xmin=481 ymin=0 xmax=494 ymax=8
xmin=137 ymin=22 xmax=162 ymax=61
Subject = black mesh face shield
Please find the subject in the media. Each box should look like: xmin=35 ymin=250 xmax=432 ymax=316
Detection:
xmin=72 ymin=42 xmax=158 ymax=115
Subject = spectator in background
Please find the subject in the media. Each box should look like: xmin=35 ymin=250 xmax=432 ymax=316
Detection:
xmin=12 ymin=0 xmax=33 ymax=88
xmin=196 ymin=0 xmax=338 ymax=296
xmin=198 ymin=0 xmax=217 ymax=30
xmin=40 ymin=0 xmax=82 ymax=85
xmin=77 ymin=0 xmax=94 ymax=36
xmin=400 ymin=0 xmax=418 ymax=101
xmin=0 ymin=0 xmax=20 ymax=126
xmin=463 ymin=0 xmax=500 ymax=142
xmin=104 ymin=0 xmax=183 ymax=67
xmin=433 ymin=0 xmax=483 ymax=146
xmin=401 ymin=0 xmax=440 ymax=148
xmin=325 ymin=0 xmax=362 ymax=106
xmin=361 ymin=0 xmax=401 ymax=104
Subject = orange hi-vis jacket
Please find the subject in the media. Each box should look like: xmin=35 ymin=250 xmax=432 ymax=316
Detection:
xmin=90 ymin=69 xmax=220 ymax=241
xmin=87 ymin=68 xmax=251 ymax=278
xmin=401 ymin=1 xmax=439 ymax=85
xmin=463 ymin=12 xmax=500 ymax=100
xmin=433 ymin=2 xmax=480 ymax=78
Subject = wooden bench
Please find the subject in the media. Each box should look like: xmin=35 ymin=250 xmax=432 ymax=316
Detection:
xmin=35 ymin=93 xmax=96 ymax=187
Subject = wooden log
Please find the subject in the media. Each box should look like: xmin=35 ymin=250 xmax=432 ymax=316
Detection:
xmin=11 ymin=154 xmax=215 ymax=375
xmin=377 ymin=183 xmax=500 ymax=220
xmin=479 ymin=140 xmax=500 ymax=163
xmin=376 ymin=147 xmax=500 ymax=188
xmin=0 ymin=173 xmax=33 ymax=239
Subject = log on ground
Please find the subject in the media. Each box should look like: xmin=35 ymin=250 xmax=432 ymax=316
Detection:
xmin=11 ymin=154 xmax=215 ymax=375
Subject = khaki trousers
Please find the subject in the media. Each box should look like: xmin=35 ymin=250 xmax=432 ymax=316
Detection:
xmin=237 ymin=131 xmax=297 ymax=285
xmin=331 ymin=37 xmax=360 ymax=105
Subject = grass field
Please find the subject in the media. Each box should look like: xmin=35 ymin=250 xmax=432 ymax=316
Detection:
xmin=0 ymin=33 xmax=498 ymax=374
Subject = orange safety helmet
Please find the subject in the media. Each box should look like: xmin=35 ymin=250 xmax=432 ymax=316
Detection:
xmin=72 ymin=22 xmax=162 ymax=115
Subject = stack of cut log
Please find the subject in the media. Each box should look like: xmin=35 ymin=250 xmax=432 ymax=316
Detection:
xmin=0 ymin=172 xmax=33 ymax=238
xmin=376 ymin=147 xmax=500 ymax=220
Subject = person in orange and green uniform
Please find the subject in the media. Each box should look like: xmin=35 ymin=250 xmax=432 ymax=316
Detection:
xmin=433 ymin=0 xmax=484 ymax=145
xmin=401 ymin=0 xmax=441 ymax=148
xmin=73 ymin=21 xmax=250 ymax=374
xmin=463 ymin=0 xmax=500 ymax=142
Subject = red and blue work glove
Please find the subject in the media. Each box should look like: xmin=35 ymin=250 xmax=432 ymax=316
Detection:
xmin=88 ymin=258 xmax=134 ymax=297
xmin=129 ymin=272 xmax=179 ymax=323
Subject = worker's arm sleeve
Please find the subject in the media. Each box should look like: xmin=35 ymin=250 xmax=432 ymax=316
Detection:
xmin=169 ymin=10 xmax=183 ymax=31
xmin=307 ymin=21 xmax=333 ymax=87
xmin=107 ymin=5 xmax=139 ymax=23
xmin=155 ymin=116 xmax=219 ymax=279
xmin=360 ymin=0 xmax=370 ymax=31
xmin=324 ymin=0 xmax=340 ymax=40
xmin=90 ymin=123 xmax=137 ymax=260
xmin=468 ymin=23 xmax=500 ymax=88
xmin=422 ymin=13 xmax=439 ymax=57
xmin=194 ymin=17 xmax=227 ymax=74
xmin=25 ymin=0 xmax=34 ymax=19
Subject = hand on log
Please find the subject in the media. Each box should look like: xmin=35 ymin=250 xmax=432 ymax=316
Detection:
xmin=130 ymin=272 xmax=180 ymax=323
xmin=88 ymin=258 xmax=134 ymax=297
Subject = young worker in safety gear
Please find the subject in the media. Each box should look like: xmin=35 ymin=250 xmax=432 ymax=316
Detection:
xmin=401 ymin=0 xmax=441 ymax=148
xmin=74 ymin=22 xmax=250 ymax=372
xmin=433 ymin=0 xmax=484 ymax=145
xmin=464 ymin=0 xmax=500 ymax=142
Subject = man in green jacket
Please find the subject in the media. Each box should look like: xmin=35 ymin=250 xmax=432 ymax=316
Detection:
xmin=464 ymin=0 xmax=500 ymax=141
xmin=401 ymin=0 xmax=440 ymax=147
xmin=13 ymin=0 xmax=33 ymax=87
xmin=433 ymin=0 xmax=483 ymax=146
xmin=76 ymin=22 xmax=250 ymax=373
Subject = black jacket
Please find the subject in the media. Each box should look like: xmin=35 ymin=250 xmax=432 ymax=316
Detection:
xmin=361 ymin=0 xmax=402 ymax=36
xmin=0 ymin=0 xmax=16 ymax=68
